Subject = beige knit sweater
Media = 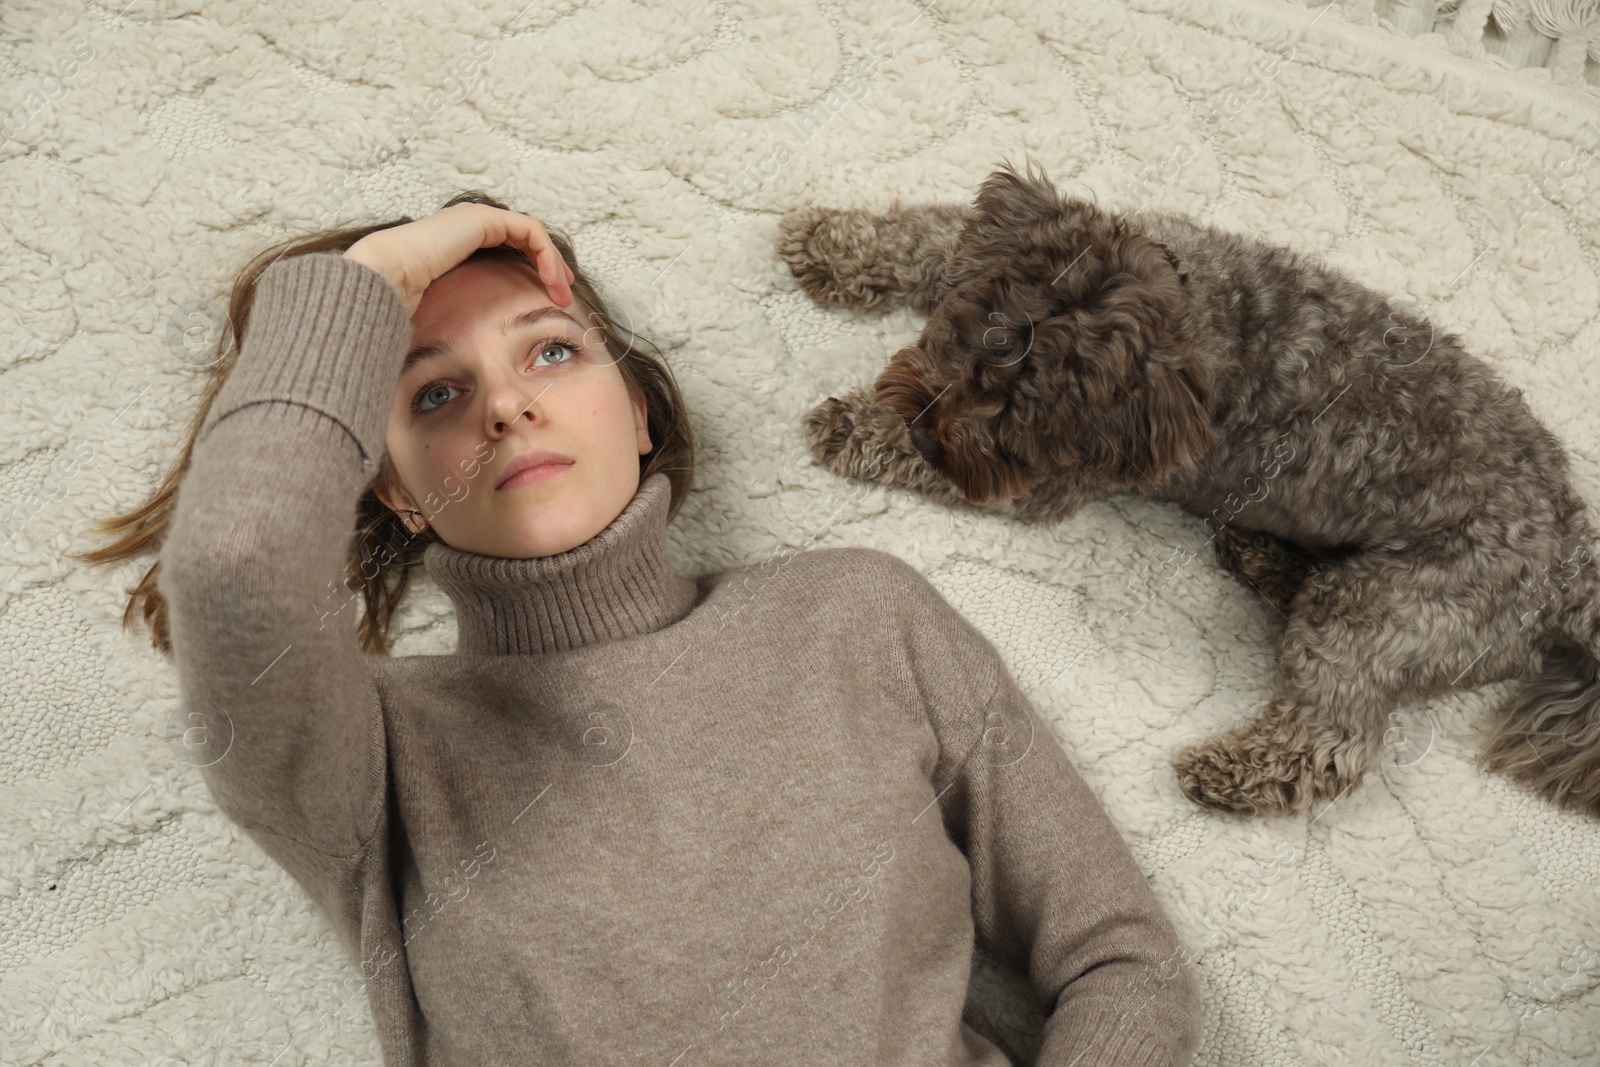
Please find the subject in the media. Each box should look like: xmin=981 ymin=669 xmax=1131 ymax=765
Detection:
xmin=156 ymin=251 xmax=1203 ymax=1066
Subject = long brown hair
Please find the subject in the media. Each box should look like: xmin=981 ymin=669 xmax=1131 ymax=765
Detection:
xmin=72 ymin=191 xmax=696 ymax=657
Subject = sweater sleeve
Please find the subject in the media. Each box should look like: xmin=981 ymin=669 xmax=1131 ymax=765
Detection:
xmin=156 ymin=251 xmax=413 ymax=864
xmin=885 ymin=556 xmax=1204 ymax=1066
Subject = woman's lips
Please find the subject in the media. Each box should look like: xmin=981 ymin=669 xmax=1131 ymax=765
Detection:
xmin=498 ymin=460 xmax=573 ymax=490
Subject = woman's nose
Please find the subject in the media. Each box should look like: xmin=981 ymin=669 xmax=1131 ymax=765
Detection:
xmin=489 ymin=379 xmax=552 ymax=429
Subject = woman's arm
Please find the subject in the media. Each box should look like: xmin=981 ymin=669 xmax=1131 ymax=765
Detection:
xmin=158 ymin=207 xmax=574 ymax=874
xmin=157 ymin=252 xmax=412 ymax=863
xmin=886 ymin=556 xmax=1204 ymax=1066
xmin=943 ymin=669 xmax=1203 ymax=1065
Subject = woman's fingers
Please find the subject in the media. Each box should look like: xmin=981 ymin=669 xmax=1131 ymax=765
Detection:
xmin=500 ymin=210 xmax=575 ymax=307
xmin=346 ymin=203 xmax=578 ymax=318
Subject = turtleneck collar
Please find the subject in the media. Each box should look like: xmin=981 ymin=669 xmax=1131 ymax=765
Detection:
xmin=422 ymin=472 xmax=699 ymax=656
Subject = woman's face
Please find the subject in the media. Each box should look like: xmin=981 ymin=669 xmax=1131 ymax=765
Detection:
xmin=375 ymin=257 xmax=651 ymax=559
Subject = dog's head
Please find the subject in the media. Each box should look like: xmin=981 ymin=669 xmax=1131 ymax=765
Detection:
xmin=873 ymin=160 xmax=1217 ymax=506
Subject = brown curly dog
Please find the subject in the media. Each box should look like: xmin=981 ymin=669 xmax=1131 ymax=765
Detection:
xmin=776 ymin=157 xmax=1600 ymax=820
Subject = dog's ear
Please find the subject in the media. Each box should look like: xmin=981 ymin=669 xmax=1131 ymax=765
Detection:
xmin=1061 ymin=346 xmax=1216 ymax=492
xmin=1030 ymin=224 xmax=1214 ymax=488
xmin=1123 ymin=358 xmax=1216 ymax=487
xmin=970 ymin=158 xmax=1063 ymax=232
xmin=947 ymin=160 xmax=1214 ymax=488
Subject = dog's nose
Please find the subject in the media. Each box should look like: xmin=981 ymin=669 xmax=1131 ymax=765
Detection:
xmin=905 ymin=418 xmax=942 ymax=465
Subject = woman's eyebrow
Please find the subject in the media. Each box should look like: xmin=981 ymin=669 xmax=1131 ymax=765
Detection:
xmin=502 ymin=305 xmax=584 ymax=335
xmin=403 ymin=305 xmax=585 ymax=373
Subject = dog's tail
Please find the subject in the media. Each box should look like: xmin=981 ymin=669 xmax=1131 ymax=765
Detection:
xmin=1479 ymin=548 xmax=1600 ymax=818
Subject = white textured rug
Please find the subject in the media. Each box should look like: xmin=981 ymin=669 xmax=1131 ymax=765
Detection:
xmin=3 ymin=0 xmax=1598 ymax=1063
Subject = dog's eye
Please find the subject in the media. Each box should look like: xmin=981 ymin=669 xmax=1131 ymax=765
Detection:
xmin=906 ymin=419 xmax=942 ymax=464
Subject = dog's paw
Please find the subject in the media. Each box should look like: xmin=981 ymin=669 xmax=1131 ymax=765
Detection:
xmin=802 ymin=394 xmax=859 ymax=471
xmin=801 ymin=389 xmax=920 ymax=487
xmin=777 ymin=207 xmax=895 ymax=312
xmin=1172 ymin=736 xmax=1329 ymax=817
xmin=1211 ymin=525 xmax=1304 ymax=611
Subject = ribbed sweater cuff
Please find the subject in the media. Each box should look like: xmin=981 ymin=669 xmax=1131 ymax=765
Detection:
xmin=1040 ymin=998 xmax=1197 ymax=1066
xmin=199 ymin=251 xmax=413 ymax=469
xmin=1042 ymin=1027 xmax=1180 ymax=1066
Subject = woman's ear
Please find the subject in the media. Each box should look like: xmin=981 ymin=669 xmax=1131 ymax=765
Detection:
xmin=634 ymin=391 xmax=652 ymax=456
xmin=374 ymin=476 xmax=429 ymax=535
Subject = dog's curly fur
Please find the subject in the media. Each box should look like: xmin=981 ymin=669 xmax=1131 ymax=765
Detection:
xmin=777 ymin=158 xmax=1600 ymax=819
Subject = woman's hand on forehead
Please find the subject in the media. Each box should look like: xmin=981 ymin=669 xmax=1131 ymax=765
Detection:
xmin=344 ymin=203 xmax=577 ymax=318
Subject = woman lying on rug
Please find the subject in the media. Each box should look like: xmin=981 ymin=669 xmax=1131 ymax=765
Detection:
xmin=80 ymin=196 xmax=1202 ymax=1066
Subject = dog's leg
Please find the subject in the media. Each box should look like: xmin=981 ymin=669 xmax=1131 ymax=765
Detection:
xmin=777 ymin=203 xmax=971 ymax=314
xmin=1173 ymin=560 xmax=1400 ymax=816
xmin=1173 ymin=545 xmax=1538 ymax=816
xmin=801 ymin=385 xmax=994 ymax=513
xmin=1209 ymin=523 xmax=1320 ymax=619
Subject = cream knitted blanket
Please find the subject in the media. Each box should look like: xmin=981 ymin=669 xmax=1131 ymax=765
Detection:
xmin=2 ymin=0 xmax=1597 ymax=1063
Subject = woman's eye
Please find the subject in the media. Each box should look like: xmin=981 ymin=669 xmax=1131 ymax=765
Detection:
xmin=531 ymin=339 xmax=581 ymax=368
xmin=411 ymin=338 xmax=583 ymax=416
xmin=413 ymin=381 xmax=457 ymax=415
